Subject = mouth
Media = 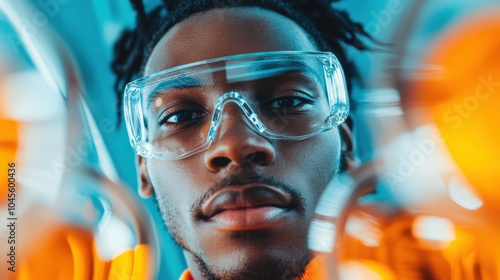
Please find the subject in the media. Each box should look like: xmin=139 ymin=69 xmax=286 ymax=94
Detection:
xmin=200 ymin=184 xmax=295 ymax=231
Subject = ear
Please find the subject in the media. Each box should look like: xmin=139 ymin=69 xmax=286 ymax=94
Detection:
xmin=339 ymin=117 xmax=360 ymax=170
xmin=137 ymin=156 xmax=154 ymax=198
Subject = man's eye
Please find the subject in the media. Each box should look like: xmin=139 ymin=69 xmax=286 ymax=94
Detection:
xmin=264 ymin=95 xmax=313 ymax=110
xmin=160 ymin=110 xmax=206 ymax=125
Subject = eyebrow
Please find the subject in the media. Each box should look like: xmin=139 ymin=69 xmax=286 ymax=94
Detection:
xmin=146 ymin=75 xmax=203 ymax=109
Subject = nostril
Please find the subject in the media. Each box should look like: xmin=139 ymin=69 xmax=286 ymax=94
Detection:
xmin=204 ymin=127 xmax=276 ymax=171
xmin=212 ymin=157 xmax=231 ymax=168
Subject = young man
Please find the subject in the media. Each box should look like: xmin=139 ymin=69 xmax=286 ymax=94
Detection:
xmin=112 ymin=1 xmax=370 ymax=279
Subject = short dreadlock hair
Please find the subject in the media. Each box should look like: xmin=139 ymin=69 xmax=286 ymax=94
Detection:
xmin=111 ymin=0 xmax=373 ymax=124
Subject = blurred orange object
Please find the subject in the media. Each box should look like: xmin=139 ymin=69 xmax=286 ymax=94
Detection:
xmin=0 ymin=119 xmax=18 ymax=202
xmin=0 ymin=86 xmax=20 ymax=205
xmin=406 ymin=9 xmax=500 ymax=211
xmin=13 ymin=226 xmax=99 ymax=280
xmin=4 ymin=223 xmax=151 ymax=280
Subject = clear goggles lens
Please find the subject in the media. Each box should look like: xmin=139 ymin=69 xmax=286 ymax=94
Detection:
xmin=124 ymin=51 xmax=349 ymax=160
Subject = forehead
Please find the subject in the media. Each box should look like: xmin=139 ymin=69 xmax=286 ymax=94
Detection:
xmin=144 ymin=7 xmax=319 ymax=75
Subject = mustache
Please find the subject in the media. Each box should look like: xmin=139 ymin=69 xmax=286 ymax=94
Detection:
xmin=191 ymin=172 xmax=306 ymax=218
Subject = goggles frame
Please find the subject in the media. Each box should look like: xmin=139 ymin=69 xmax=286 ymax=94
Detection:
xmin=124 ymin=51 xmax=349 ymax=160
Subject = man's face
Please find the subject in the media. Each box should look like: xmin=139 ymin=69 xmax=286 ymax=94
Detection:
xmin=141 ymin=7 xmax=345 ymax=280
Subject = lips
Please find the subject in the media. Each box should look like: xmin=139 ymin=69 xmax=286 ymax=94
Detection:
xmin=200 ymin=184 xmax=294 ymax=231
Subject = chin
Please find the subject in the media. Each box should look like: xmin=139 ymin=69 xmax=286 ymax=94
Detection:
xmin=203 ymin=253 xmax=310 ymax=280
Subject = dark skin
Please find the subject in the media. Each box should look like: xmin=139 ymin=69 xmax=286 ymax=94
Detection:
xmin=138 ymin=7 xmax=356 ymax=280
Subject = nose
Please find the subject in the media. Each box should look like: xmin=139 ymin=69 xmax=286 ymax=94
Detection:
xmin=204 ymin=103 xmax=276 ymax=172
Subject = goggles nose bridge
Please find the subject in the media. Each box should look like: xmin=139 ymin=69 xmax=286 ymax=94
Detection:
xmin=207 ymin=91 xmax=267 ymax=142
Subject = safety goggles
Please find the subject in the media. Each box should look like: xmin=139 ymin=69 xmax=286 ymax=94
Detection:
xmin=124 ymin=51 xmax=349 ymax=160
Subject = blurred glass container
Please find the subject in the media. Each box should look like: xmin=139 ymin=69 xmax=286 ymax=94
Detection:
xmin=2 ymin=168 xmax=158 ymax=280
xmin=0 ymin=1 xmax=159 ymax=279
xmin=309 ymin=2 xmax=500 ymax=279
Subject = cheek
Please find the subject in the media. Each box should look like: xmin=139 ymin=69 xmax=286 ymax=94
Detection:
xmin=278 ymin=130 xmax=341 ymax=203
xmin=146 ymin=159 xmax=203 ymax=217
xmin=147 ymin=160 xmax=200 ymax=192
xmin=146 ymin=159 xmax=208 ymax=247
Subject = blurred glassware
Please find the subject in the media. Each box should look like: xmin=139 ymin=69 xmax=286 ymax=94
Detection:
xmin=0 ymin=1 xmax=159 ymax=279
xmin=1 ymin=168 xmax=158 ymax=280
xmin=309 ymin=1 xmax=500 ymax=279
